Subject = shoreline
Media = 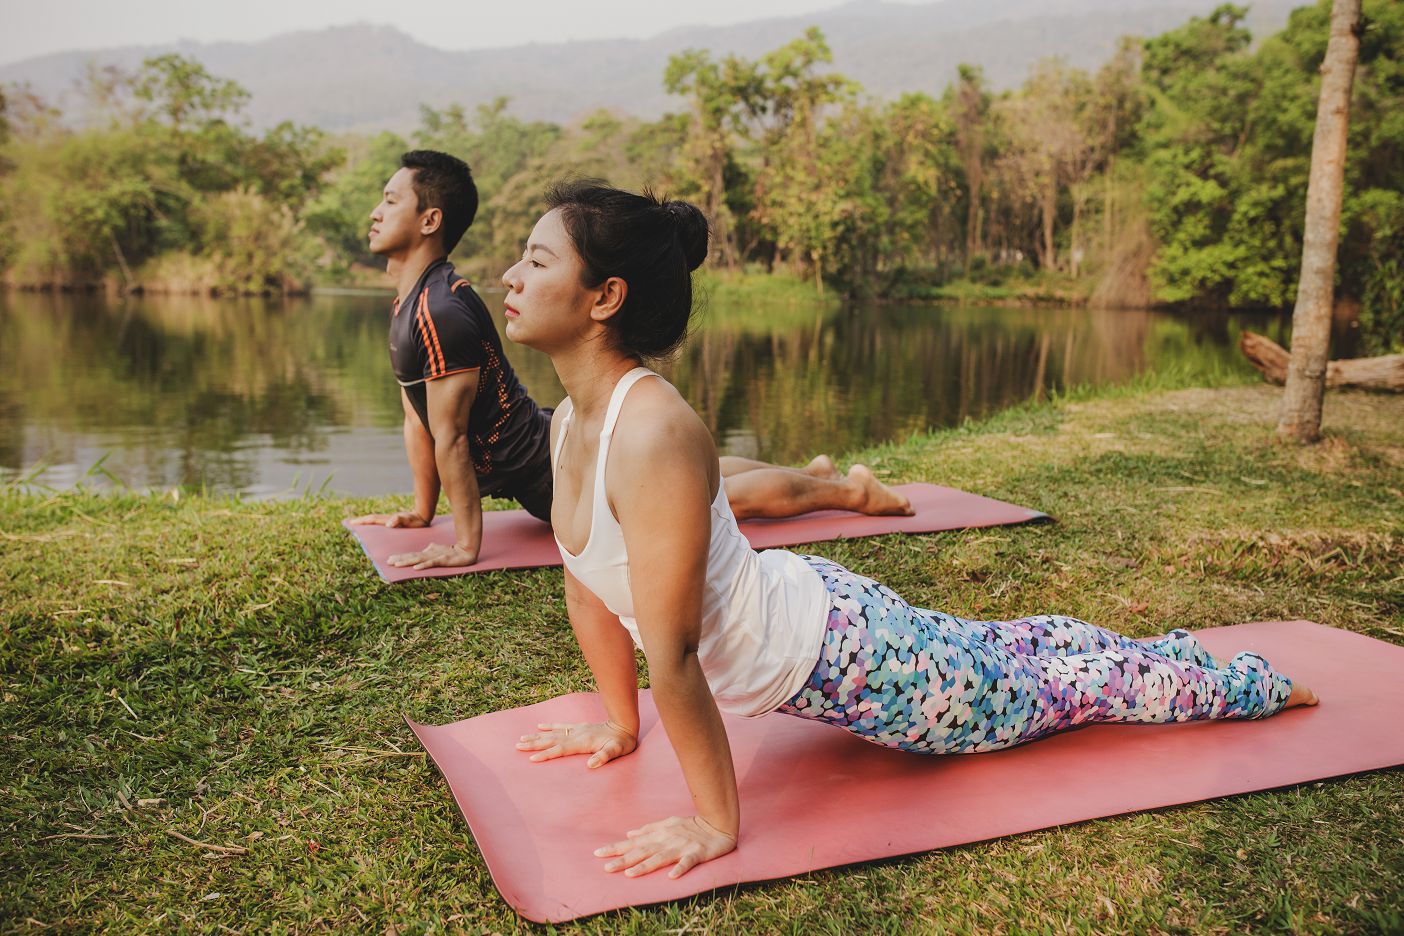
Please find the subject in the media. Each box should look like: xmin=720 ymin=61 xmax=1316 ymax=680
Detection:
xmin=0 ymin=270 xmax=1218 ymax=313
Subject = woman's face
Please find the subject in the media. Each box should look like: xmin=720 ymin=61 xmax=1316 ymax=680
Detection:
xmin=501 ymin=209 xmax=599 ymax=353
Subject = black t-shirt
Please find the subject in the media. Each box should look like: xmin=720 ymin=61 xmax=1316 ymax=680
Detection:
xmin=387 ymin=259 xmax=550 ymax=495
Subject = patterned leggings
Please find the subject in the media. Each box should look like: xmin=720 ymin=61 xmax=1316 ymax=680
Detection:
xmin=776 ymin=556 xmax=1294 ymax=754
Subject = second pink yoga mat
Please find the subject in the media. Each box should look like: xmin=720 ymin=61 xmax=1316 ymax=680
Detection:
xmin=347 ymin=482 xmax=1049 ymax=582
xmin=408 ymin=620 xmax=1404 ymax=923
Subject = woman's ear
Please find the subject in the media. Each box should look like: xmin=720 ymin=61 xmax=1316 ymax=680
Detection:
xmin=590 ymin=277 xmax=628 ymax=323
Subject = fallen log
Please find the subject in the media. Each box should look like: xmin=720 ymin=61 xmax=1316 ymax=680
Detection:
xmin=1240 ymin=331 xmax=1404 ymax=391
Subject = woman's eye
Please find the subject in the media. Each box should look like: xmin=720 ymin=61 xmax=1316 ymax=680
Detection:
xmin=529 ymin=260 xmax=544 ymax=268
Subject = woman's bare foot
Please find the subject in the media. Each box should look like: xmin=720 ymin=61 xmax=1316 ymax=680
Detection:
xmin=804 ymin=455 xmax=841 ymax=480
xmin=847 ymin=465 xmax=915 ymax=516
xmin=1285 ymin=682 xmax=1319 ymax=708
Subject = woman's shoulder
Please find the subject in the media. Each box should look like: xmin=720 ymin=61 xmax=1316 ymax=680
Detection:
xmin=612 ymin=376 xmax=712 ymax=464
xmin=607 ymin=375 xmax=719 ymax=514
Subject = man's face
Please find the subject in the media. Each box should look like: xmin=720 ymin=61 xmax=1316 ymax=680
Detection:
xmin=368 ymin=167 xmax=431 ymax=256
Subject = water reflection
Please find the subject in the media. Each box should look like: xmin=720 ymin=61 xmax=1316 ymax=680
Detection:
xmin=0 ymin=289 xmax=1292 ymax=497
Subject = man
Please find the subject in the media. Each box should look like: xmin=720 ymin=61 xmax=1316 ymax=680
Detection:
xmin=350 ymin=150 xmax=911 ymax=570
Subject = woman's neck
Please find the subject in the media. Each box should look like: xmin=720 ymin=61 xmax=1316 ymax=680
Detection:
xmin=552 ymin=344 xmax=641 ymax=425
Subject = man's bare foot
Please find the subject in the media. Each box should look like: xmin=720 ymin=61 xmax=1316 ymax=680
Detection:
xmin=804 ymin=455 xmax=841 ymax=480
xmin=847 ymin=465 xmax=915 ymax=516
xmin=1285 ymin=682 xmax=1319 ymax=709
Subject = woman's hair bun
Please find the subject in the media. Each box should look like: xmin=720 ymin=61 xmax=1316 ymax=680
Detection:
xmin=664 ymin=200 xmax=710 ymax=272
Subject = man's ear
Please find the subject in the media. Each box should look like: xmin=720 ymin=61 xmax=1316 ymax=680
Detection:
xmin=420 ymin=207 xmax=444 ymax=239
xmin=589 ymin=277 xmax=628 ymax=323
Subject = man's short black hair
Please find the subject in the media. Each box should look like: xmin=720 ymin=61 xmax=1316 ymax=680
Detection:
xmin=399 ymin=150 xmax=478 ymax=253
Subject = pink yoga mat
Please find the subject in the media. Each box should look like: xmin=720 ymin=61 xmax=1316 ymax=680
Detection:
xmin=347 ymin=483 xmax=1048 ymax=582
xmin=408 ymin=620 xmax=1404 ymax=924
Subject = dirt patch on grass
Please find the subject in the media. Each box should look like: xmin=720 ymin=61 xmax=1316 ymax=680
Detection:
xmin=1070 ymin=385 xmax=1404 ymax=438
xmin=1163 ymin=529 xmax=1402 ymax=583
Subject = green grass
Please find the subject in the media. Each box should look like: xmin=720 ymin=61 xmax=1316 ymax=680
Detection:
xmin=897 ymin=272 xmax=1093 ymax=307
xmin=694 ymin=267 xmax=837 ymax=329
xmin=3 ymin=382 xmax=1402 ymax=933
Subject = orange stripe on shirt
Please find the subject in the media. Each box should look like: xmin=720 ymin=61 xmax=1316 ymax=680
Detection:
xmin=420 ymin=291 xmax=448 ymax=376
xmin=412 ymin=296 xmax=440 ymax=381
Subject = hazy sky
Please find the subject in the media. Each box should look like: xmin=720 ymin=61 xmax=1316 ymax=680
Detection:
xmin=0 ymin=0 xmax=930 ymax=67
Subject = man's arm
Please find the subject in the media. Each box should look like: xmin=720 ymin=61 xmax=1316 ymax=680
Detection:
xmin=385 ymin=370 xmax=483 ymax=569
xmin=426 ymin=369 xmax=482 ymax=561
xmin=403 ymin=387 xmax=442 ymax=523
xmin=346 ymin=388 xmax=440 ymax=529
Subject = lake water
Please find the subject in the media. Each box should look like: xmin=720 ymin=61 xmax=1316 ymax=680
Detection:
xmin=0 ymin=287 xmax=1298 ymax=498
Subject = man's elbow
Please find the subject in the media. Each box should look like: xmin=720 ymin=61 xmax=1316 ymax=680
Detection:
xmin=433 ymin=429 xmax=469 ymax=455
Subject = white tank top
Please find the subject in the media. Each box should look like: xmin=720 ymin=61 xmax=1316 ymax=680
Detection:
xmin=552 ymin=367 xmax=830 ymax=717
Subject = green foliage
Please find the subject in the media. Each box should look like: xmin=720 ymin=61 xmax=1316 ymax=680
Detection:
xmin=411 ymin=98 xmax=562 ymax=274
xmin=197 ymin=187 xmax=318 ymax=294
xmin=1142 ymin=0 xmax=1404 ymax=339
xmin=663 ymin=48 xmax=762 ymax=266
xmin=0 ymin=54 xmax=335 ymax=293
xmin=1355 ymin=188 xmax=1404 ymax=352
xmin=302 ymin=130 xmax=408 ymax=271
xmin=0 ymin=6 xmax=1399 ymax=325
xmin=131 ymin=53 xmax=250 ymax=130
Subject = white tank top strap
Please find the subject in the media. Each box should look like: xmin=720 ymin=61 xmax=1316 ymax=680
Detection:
xmin=593 ymin=366 xmax=658 ymax=499
xmin=549 ymin=396 xmax=574 ymax=478
xmin=600 ymin=366 xmax=658 ymax=439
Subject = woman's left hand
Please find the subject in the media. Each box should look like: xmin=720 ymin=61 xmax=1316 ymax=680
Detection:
xmin=595 ymin=815 xmax=736 ymax=879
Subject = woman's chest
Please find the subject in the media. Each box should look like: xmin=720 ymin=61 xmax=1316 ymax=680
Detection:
xmin=552 ymin=428 xmax=604 ymax=557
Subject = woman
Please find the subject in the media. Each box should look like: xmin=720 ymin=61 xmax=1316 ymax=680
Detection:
xmin=506 ymin=183 xmax=1318 ymax=881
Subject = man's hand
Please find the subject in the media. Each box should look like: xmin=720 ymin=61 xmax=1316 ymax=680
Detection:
xmin=386 ymin=541 xmax=478 ymax=569
xmin=347 ymin=510 xmax=430 ymax=529
xmin=515 ymin=721 xmax=637 ymax=769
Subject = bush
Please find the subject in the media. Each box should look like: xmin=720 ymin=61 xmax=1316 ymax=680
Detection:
xmin=197 ymin=187 xmax=317 ymax=295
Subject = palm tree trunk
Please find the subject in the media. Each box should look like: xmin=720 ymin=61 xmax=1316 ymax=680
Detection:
xmin=1278 ymin=0 xmax=1363 ymax=442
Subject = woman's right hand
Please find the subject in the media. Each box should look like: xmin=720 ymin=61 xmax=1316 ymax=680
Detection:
xmin=515 ymin=721 xmax=637 ymax=769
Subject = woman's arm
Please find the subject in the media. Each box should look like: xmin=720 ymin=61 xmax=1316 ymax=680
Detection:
xmin=596 ymin=387 xmax=739 ymax=878
xmin=517 ymin=408 xmax=639 ymax=767
xmin=564 ymin=565 xmax=641 ymax=737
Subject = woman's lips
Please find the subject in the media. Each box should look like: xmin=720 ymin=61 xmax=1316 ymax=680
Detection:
xmin=504 ymin=304 xmax=520 ymax=318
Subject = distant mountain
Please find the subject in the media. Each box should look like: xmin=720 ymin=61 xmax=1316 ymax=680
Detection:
xmin=0 ymin=0 xmax=1305 ymax=132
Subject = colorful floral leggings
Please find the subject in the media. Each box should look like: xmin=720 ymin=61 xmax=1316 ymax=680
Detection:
xmin=777 ymin=556 xmax=1294 ymax=754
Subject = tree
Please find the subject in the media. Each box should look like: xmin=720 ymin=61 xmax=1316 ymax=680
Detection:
xmin=414 ymin=98 xmax=561 ymax=269
xmin=664 ymin=49 xmax=760 ymax=268
xmin=131 ymin=54 xmax=250 ymax=131
xmin=950 ymin=65 xmax=992 ymax=267
xmin=302 ymin=130 xmax=408 ymax=269
xmin=1279 ymin=0 xmax=1364 ymax=442
xmin=748 ymin=28 xmax=856 ymax=289
xmin=996 ymin=60 xmax=1096 ymax=274
xmin=869 ymin=93 xmax=957 ymax=275
xmin=1090 ymin=39 xmax=1144 ymax=252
